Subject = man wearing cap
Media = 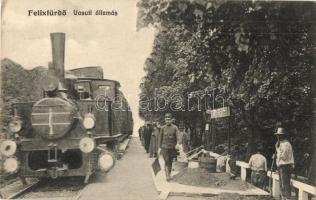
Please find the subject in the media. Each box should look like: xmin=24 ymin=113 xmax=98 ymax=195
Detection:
xmin=248 ymin=144 xmax=267 ymax=189
xmin=274 ymin=127 xmax=294 ymax=200
xmin=158 ymin=113 xmax=181 ymax=181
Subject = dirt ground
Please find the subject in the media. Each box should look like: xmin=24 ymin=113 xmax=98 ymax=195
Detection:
xmin=171 ymin=168 xmax=255 ymax=191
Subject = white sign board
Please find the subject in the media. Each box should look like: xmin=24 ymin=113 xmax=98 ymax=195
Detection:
xmin=205 ymin=124 xmax=209 ymax=131
xmin=207 ymin=107 xmax=230 ymax=119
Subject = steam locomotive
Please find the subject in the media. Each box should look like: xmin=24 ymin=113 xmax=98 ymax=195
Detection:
xmin=0 ymin=33 xmax=133 ymax=183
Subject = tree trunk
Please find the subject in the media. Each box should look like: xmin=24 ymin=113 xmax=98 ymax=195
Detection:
xmin=246 ymin=109 xmax=255 ymax=161
xmin=308 ymin=65 xmax=316 ymax=185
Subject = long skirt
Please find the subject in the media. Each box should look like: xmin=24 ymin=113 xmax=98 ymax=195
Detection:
xmin=149 ymin=135 xmax=158 ymax=156
xmin=144 ymin=133 xmax=151 ymax=152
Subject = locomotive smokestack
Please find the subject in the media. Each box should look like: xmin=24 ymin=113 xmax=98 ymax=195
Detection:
xmin=50 ymin=32 xmax=65 ymax=85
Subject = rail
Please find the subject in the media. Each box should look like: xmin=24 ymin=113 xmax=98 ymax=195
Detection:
xmin=235 ymin=160 xmax=316 ymax=200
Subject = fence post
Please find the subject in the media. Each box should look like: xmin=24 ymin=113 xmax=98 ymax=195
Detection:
xmin=272 ymin=178 xmax=280 ymax=197
xmin=241 ymin=167 xmax=247 ymax=181
xmin=271 ymin=173 xmax=280 ymax=198
xmin=236 ymin=161 xmax=249 ymax=181
xmin=298 ymin=189 xmax=309 ymax=200
xmin=226 ymin=159 xmax=231 ymax=173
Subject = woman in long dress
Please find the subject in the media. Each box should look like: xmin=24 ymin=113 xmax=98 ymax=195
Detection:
xmin=182 ymin=126 xmax=191 ymax=153
xmin=149 ymin=123 xmax=159 ymax=158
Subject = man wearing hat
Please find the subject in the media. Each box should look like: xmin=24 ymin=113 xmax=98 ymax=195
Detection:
xmin=158 ymin=113 xmax=181 ymax=181
xmin=248 ymin=143 xmax=267 ymax=189
xmin=273 ymin=127 xmax=294 ymax=200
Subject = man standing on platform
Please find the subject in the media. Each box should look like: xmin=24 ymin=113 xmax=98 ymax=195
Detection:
xmin=138 ymin=125 xmax=144 ymax=146
xmin=144 ymin=121 xmax=153 ymax=153
xmin=158 ymin=113 xmax=181 ymax=181
xmin=274 ymin=127 xmax=295 ymax=200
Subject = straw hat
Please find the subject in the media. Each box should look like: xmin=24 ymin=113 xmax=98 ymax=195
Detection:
xmin=275 ymin=127 xmax=286 ymax=135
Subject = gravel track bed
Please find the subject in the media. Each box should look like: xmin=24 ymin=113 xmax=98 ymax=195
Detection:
xmin=18 ymin=178 xmax=85 ymax=199
xmin=0 ymin=174 xmax=19 ymax=188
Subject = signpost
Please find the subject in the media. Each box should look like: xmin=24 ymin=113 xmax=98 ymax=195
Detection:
xmin=207 ymin=107 xmax=230 ymax=119
xmin=206 ymin=106 xmax=231 ymax=153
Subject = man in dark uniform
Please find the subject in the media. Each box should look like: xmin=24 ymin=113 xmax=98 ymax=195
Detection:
xmin=138 ymin=125 xmax=144 ymax=145
xmin=158 ymin=113 xmax=181 ymax=181
xmin=144 ymin=122 xmax=153 ymax=153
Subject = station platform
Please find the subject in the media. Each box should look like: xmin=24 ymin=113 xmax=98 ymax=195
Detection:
xmin=151 ymin=157 xmax=270 ymax=200
xmin=79 ymin=137 xmax=158 ymax=200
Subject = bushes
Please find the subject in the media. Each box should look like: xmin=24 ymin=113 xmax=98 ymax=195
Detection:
xmin=1 ymin=58 xmax=48 ymax=135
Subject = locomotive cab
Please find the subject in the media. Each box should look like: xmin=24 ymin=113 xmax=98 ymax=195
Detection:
xmin=74 ymin=81 xmax=92 ymax=100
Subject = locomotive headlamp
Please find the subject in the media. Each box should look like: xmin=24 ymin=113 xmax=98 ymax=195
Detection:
xmin=3 ymin=157 xmax=19 ymax=173
xmin=79 ymin=137 xmax=95 ymax=153
xmin=9 ymin=120 xmax=22 ymax=133
xmin=0 ymin=140 xmax=17 ymax=157
xmin=83 ymin=114 xmax=95 ymax=129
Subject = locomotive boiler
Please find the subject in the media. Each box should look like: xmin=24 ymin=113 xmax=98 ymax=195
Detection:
xmin=0 ymin=33 xmax=133 ymax=183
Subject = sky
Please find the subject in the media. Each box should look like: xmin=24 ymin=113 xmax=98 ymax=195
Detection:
xmin=1 ymin=0 xmax=155 ymax=134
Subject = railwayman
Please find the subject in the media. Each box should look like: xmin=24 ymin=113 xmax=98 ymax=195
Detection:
xmin=158 ymin=113 xmax=181 ymax=181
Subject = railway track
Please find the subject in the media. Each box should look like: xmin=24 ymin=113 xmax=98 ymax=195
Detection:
xmin=1 ymin=177 xmax=89 ymax=200
xmin=6 ymin=180 xmax=40 ymax=199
